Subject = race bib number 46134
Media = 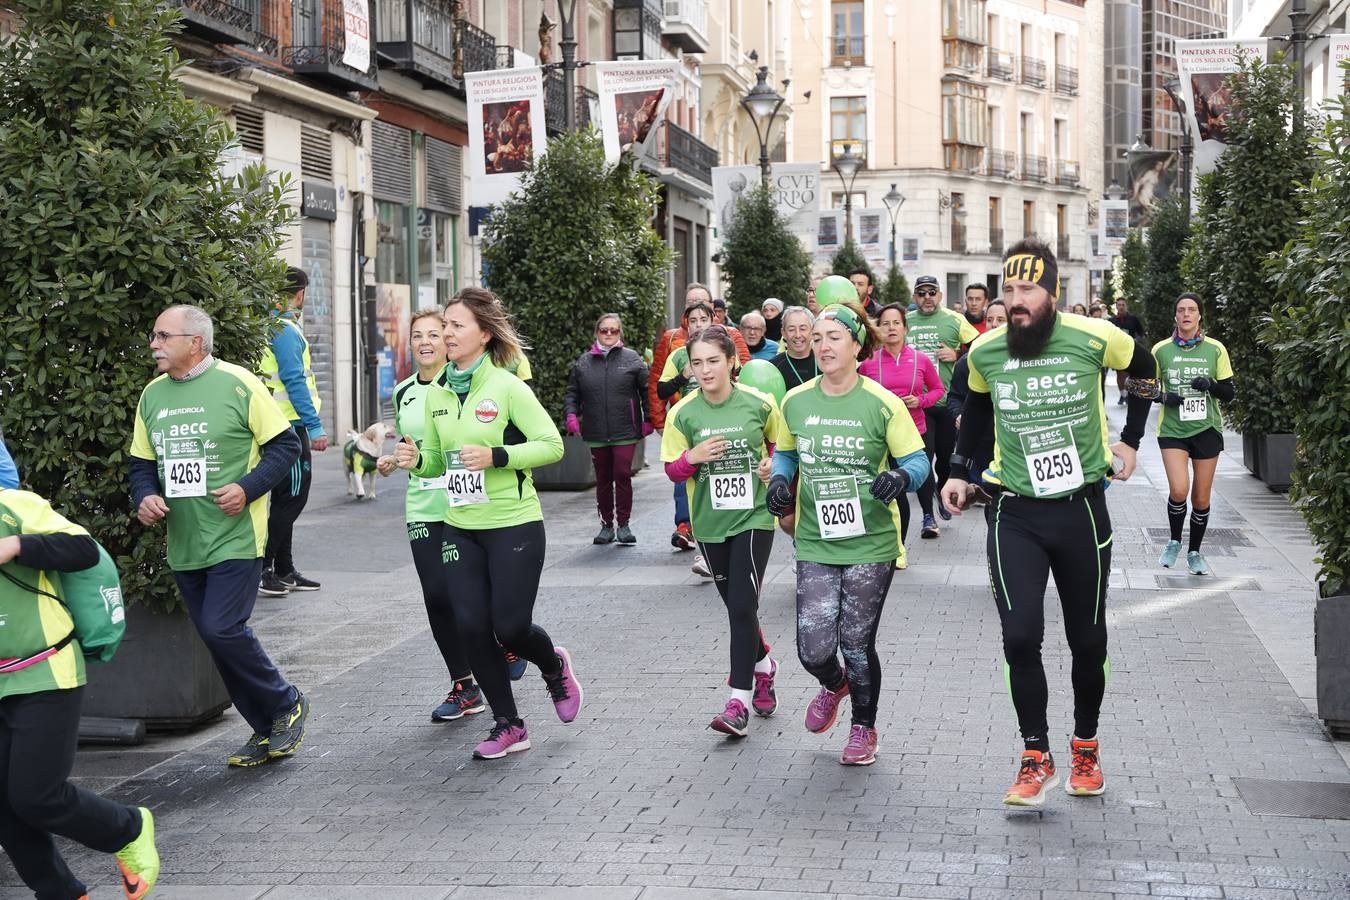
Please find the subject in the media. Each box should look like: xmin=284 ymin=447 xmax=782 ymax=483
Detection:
xmin=445 ymin=450 xmax=488 ymax=507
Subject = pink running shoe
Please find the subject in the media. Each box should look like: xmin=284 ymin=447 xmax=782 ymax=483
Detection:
xmin=544 ymin=646 xmax=583 ymax=724
xmin=752 ymin=658 xmax=779 ymax=717
xmin=473 ymin=720 xmax=531 ymax=759
xmin=710 ymin=698 xmax=750 ymax=737
xmin=840 ymin=724 xmax=878 ymax=766
xmin=804 ymin=681 xmax=849 ymax=734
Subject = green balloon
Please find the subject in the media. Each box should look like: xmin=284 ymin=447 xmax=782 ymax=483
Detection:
xmin=738 ymin=358 xmax=787 ymax=405
xmin=815 ymin=274 xmax=860 ymax=308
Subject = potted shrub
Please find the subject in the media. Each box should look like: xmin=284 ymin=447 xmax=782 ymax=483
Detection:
xmin=1181 ymin=55 xmax=1314 ymax=490
xmin=1264 ymin=83 xmax=1350 ymax=738
xmin=482 ymin=130 xmax=671 ymax=490
xmin=1138 ymin=193 xmax=1189 ymax=345
xmin=720 ymin=183 xmax=811 ymax=320
xmin=0 ymin=0 xmax=294 ymax=727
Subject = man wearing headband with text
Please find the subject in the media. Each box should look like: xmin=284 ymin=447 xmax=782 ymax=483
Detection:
xmin=939 ymin=238 xmax=1155 ymax=808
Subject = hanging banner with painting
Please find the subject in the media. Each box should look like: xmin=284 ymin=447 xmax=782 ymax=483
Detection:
xmin=712 ymin=164 xmax=821 ymax=253
xmin=1328 ymin=35 xmax=1350 ymax=104
xmin=1126 ymin=149 xmax=1178 ymax=227
xmin=1175 ymin=39 xmax=1268 ymax=175
xmin=814 ymin=210 xmax=844 ymax=263
xmin=466 ymin=68 xmax=548 ymax=206
xmin=594 ymin=60 xmax=680 ymax=165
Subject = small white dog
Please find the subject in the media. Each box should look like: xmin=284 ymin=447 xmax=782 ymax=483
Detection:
xmin=344 ymin=422 xmax=394 ymax=499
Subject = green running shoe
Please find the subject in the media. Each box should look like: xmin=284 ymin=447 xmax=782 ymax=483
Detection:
xmin=268 ymin=691 xmax=310 ymax=758
xmin=115 ymin=806 xmax=159 ymax=899
xmin=226 ymin=733 xmax=270 ymax=767
xmin=1187 ymin=550 xmax=1211 ymax=576
xmin=1158 ymin=540 xmax=1182 ymax=568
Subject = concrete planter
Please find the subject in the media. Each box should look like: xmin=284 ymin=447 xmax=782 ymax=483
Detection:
xmin=1242 ymin=432 xmax=1261 ymax=476
xmin=1315 ymin=584 xmax=1350 ymax=741
xmin=81 ymin=604 xmax=230 ymax=732
xmin=1256 ymin=432 xmax=1296 ymax=493
xmin=534 ymin=434 xmax=645 ymax=491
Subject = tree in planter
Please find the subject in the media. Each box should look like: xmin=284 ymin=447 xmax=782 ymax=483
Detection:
xmin=830 ymin=240 xmax=874 ymax=287
xmin=1263 ymin=96 xmax=1350 ymax=596
xmin=1137 ymin=193 xmax=1189 ymax=343
xmin=1178 ymin=54 xmax=1314 ymax=438
xmin=1113 ymin=229 xmax=1146 ymax=314
xmin=876 ymin=265 xmax=910 ymax=307
xmin=482 ymin=130 xmax=671 ymax=424
xmin=719 ymin=183 xmax=810 ymax=320
xmin=0 ymin=0 xmax=295 ymax=614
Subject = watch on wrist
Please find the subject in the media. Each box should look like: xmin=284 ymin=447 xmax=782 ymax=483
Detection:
xmin=949 ymin=453 xmax=970 ymax=474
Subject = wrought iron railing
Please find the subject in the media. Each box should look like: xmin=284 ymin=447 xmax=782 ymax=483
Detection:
xmin=284 ymin=2 xmax=380 ymax=91
xmin=495 ymin=45 xmax=515 ymax=70
xmin=987 ymin=149 xmax=1017 ymax=178
xmin=989 ymin=227 xmax=1004 ymax=255
xmin=1056 ymin=160 xmax=1080 ymax=187
xmin=169 ymin=0 xmax=261 ymax=42
xmin=1057 ymin=235 xmax=1071 ymax=260
xmin=1055 ymin=64 xmax=1079 ymax=95
xmin=986 ymin=49 xmax=1014 ymax=81
xmin=1020 ymin=57 xmax=1046 ymax=87
xmin=1021 ymin=154 xmax=1048 ymax=182
xmin=543 ymin=70 xmax=597 ymax=132
xmin=458 ymin=19 xmax=497 ymax=74
xmin=656 ymin=119 xmax=717 ymax=184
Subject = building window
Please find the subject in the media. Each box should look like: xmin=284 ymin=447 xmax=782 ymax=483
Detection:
xmin=942 ymin=0 xmax=986 ymax=70
xmin=830 ymin=96 xmax=867 ymax=162
xmin=1022 ymin=200 xmax=1035 ymax=239
xmin=376 ymin=201 xmax=409 ymax=285
xmin=941 ymin=78 xmax=986 ymax=172
xmin=831 ymin=1 xmax=865 ymax=66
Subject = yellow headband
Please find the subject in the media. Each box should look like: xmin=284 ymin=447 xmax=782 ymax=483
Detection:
xmin=1003 ymin=253 xmax=1059 ymax=298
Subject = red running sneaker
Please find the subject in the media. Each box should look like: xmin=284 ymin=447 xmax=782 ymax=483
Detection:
xmin=710 ymin=698 xmax=750 ymax=737
xmin=751 ymin=658 xmax=778 ymax=717
xmin=803 ymin=681 xmax=849 ymax=734
xmin=1066 ymin=738 xmax=1105 ymax=796
xmin=840 ymin=724 xmax=878 ymax=766
xmin=1004 ymin=750 xmax=1060 ymax=807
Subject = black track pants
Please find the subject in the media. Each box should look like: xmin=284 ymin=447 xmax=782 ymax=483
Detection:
xmin=265 ymin=425 xmax=311 ymax=575
xmin=699 ymin=529 xmax=774 ymax=691
xmin=408 ymin=521 xmax=472 ymax=682
xmin=986 ymin=490 xmax=1112 ymax=743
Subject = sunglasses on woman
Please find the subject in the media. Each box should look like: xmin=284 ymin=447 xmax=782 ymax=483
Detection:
xmin=597 ymin=327 xmax=621 ymax=335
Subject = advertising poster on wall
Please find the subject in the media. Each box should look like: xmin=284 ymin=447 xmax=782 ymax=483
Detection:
xmin=594 ymin=60 xmax=679 ymax=165
xmin=854 ymin=208 xmax=887 ymax=261
xmin=711 ymin=165 xmax=758 ymax=243
xmin=341 ymin=0 xmax=370 ymax=72
xmin=712 ymin=164 xmax=821 ymax=251
xmin=374 ymin=283 xmax=412 ymax=407
xmin=1175 ymin=39 xmax=1268 ymax=175
xmin=815 ymin=210 xmax=843 ymax=263
xmin=898 ymin=234 xmax=923 ymax=274
xmin=466 ymin=68 xmax=547 ymax=207
xmin=1101 ymin=199 xmax=1130 ymax=253
xmin=1329 ymin=35 xmax=1350 ymax=103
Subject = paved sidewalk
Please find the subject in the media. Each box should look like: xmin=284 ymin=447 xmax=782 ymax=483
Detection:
xmin=4 ymin=397 xmax=1349 ymax=899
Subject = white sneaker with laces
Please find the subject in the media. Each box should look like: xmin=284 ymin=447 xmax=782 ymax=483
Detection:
xmin=691 ymin=554 xmax=712 ymax=578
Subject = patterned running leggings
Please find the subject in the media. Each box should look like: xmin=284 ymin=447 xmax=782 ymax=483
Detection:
xmin=795 ymin=560 xmax=896 ymax=728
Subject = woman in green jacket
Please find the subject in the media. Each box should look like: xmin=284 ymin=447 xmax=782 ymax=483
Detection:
xmin=393 ymin=288 xmax=581 ymax=761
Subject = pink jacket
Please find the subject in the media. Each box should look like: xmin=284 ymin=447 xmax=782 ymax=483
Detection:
xmin=858 ymin=344 xmax=944 ymax=434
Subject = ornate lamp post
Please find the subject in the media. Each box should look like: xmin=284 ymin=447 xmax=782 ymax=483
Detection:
xmin=832 ymin=143 xmax=863 ymax=244
xmin=1162 ymin=77 xmax=1193 ymax=225
xmin=882 ymin=183 xmax=905 ymax=267
xmin=557 ymin=0 xmax=578 ymax=130
xmin=740 ymin=64 xmax=787 ymax=185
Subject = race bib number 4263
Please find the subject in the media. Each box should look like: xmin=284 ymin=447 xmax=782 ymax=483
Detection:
xmin=163 ymin=438 xmax=207 ymax=499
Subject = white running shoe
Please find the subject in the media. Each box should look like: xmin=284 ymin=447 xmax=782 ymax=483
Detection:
xmin=691 ymin=554 xmax=712 ymax=578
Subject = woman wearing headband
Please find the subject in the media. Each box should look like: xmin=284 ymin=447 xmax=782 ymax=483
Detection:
xmin=765 ymin=287 xmax=930 ymax=766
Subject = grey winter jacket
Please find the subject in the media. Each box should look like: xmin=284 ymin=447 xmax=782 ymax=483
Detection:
xmin=563 ymin=345 xmax=650 ymax=443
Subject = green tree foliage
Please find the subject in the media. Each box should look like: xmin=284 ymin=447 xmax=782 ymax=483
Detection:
xmin=876 ymin=265 xmax=910 ymax=308
xmin=482 ymin=130 xmax=671 ymax=423
xmin=719 ymin=183 xmax=810 ymax=320
xmin=1180 ymin=55 xmax=1315 ymax=435
xmin=1263 ymin=96 xmax=1350 ymax=596
xmin=1114 ymin=230 xmax=1146 ymax=315
xmin=1138 ymin=192 xmax=1189 ymax=343
xmin=829 ymin=240 xmax=874 ymax=286
xmin=0 ymin=0 xmax=295 ymax=612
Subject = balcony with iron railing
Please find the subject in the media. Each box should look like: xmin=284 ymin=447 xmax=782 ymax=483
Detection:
xmin=1021 ymin=154 xmax=1047 ymax=182
xmin=1056 ymin=160 xmax=1080 ymax=187
xmin=653 ymin=119 xmax=718 ymax=185
xmin=168 ymin=0 xmax=261 ymax=45
xmin=459 ymin=18 xmax=497 ymax=75
xmin=543 ymin=69 xmax=597 ymax=134
xmin=375 ymin=0 xmax=455 ymax=88
xmin=1057 ymin=235 xmax=1071 ymax=260
xmin=951 ymin=220 xmax=968 ymax=254
xmin=987 ymin=149 xmax=1017 ymax=178
xmin=495 ymin=45 xmax=515 ymax=70
xmin=1055 ymin=64 xmax=1079 ymax=95
xmin=986 ymin=49 xmax=1015 ymax=81
xmin=989 ymin=226 xmax=1004 ymax=255
xmin=1020 ymin=57 xmax=1046 ymax=88
xmin=286 ymin=2 xmax=380 ymax=91
xmin=663 ymin=0 xmax=710 ymax=54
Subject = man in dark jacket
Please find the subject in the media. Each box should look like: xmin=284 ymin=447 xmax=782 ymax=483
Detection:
xmin=1109 ymin=297 xmax=1146 ymax=405
xmin=564 ymin=313 xmax=651 ymax=545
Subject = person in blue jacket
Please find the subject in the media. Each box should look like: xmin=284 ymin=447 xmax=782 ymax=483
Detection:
xmin=0 ymin=434 xmax=18 ymax=489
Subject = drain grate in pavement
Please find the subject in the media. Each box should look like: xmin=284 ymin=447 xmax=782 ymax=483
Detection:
xmin=1146 ymin=526 xmax=1255 ymax=549
xmin=1234 ymin=778 xmax=1350 ymax=819
xmin=1154 ymin=575 xmax=1264 ymax=591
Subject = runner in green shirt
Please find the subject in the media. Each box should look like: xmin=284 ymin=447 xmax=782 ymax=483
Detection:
xmin=941 ymin=240 xmax=1156 ymax=807
xmin=394 ymin=287 xmax=579 ymax=763
xmin=1149 ymin=292 xmax=1235 ymax=575
xmin=765 ymin=291 xmax=930 ymax=767
xmin=662 ymin=326 xmax=788 ymax=738
xmin=377 ymin=309 xmax=485 ymax=724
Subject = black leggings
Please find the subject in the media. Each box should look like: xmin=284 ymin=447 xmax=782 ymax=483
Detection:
xmin=408 ymin=521 xmax=472 ymax=683
xmin=796 ymin=560 xmax=896 ymax=727
xmin=897 ymin=428 xmax=936 ymax=541
xmin=265 ymin=425 xmax=311 ymax=574
xmin=986 ymin=490 xmax=1112 ymax=748
xmin=699 ymin=529 xmax=773 ymax=691
xmin=926 ymin=406 xmax=957 ymax=490
xmin=442 ymin=520 xmax=562 ymax=720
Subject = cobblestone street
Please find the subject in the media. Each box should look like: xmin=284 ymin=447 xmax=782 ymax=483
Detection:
xmin=4 ymin=402 xmax=1349 ymax=899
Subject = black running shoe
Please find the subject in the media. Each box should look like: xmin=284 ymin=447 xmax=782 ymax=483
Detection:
xmin=267 ymin=692 xmax=310 ymax=758
xmin=258 ymin=569 xmax=289 ymax=597
xmin=277 ymin=570 xmax=321 ymax=591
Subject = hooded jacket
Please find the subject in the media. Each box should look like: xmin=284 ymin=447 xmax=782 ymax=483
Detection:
xmin=564 ymin=344 xmax=650 ymax=444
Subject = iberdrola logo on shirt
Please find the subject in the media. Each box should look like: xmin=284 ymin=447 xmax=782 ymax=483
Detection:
xmin=474 ymin=399 xmax=499 ymax=424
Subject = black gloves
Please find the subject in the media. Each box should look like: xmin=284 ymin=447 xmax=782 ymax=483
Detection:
xmin=1190 ymin=376 xmax=1216 ymax=393
xmin=869 ymin=469 xmax=910 ymax=504
xmin=765 ymin=475 xmax=793 ymax=518
xmin=1159 ymin=392 xmax=1183 ymax=408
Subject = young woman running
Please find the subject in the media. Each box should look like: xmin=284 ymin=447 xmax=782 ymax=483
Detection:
xmin=1151 ymin=292 xmax=1234 ymax=576
xmin=765 ymin=295 xmax=930 ymax=765
xmin=662 ymin=326 xmax=787 ymax=738
xmin=857 ymin=303 xmax=944 ymax=554
xmin=393 ymin=288 xmax=581 ymax=760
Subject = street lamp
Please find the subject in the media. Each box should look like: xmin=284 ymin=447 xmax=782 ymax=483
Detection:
xmin=832 ymin=143 xmax=863 ymax=244
xmin=740 ymin=65 xmax=787 ymax=185
xmin=1162 ymin=77 xmax=1194 ymax=225
xmin=556 ymin=0 xmax=579 ymax=130
xmin=882 ymin=183 xmax=905 ymax=267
